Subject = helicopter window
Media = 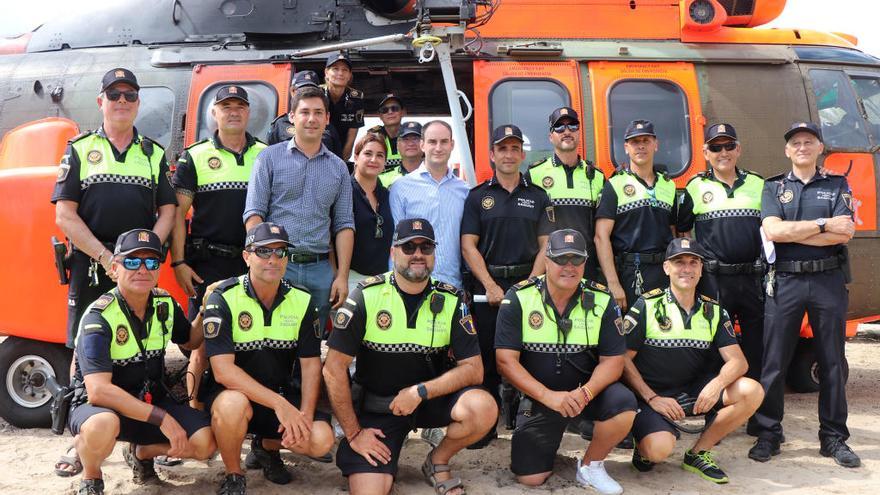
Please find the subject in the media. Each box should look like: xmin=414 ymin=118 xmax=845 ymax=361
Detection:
xmin=489 ymin=79 xmax=570 ymax=173
xmin=808 ymin=69 xmax=870 ymax=150
xmin=849 ymin=75 xmax=880 ymax=143
xmin=608 ymin=80 xmax=690 ymax=177
xmin=195 ymin=82 xmax=279 ymax=142
xmin=134 ymin=87 xmax=175 ymax=148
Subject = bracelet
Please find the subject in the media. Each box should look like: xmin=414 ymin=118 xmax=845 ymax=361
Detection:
xmin=171 ymin=260 xmax=187 ymax=268
xmin=348 ymin=428 xmax=363 ymax=443
xmin=147 ymin=406 xmax=166 ymax=426
xmin=646 ymin=395 xmax=658 ymax=403
xmin=96 ymin=248 xmax=108 ymax=263
xmin=581 ymin=385 xmax=594 ymax=403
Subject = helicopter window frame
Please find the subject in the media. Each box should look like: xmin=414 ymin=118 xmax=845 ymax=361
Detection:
xmin=606 ymin=78 xmax=692 ymax=177
xmin=488 ymin=78 xmax=572 ymax=173
xmin=134 ymin=86 xmax=176 ymax=149
xmin=807 ymin=68 xmax=872 ymax=151
xmin=194 ymin=80 xmax=280 ymax=143
xmin=844 ymin=70 xmax=880 ymax=146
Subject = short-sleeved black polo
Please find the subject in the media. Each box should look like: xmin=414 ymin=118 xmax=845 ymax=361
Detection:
xmin=350 ymin=177 xmax=393 ymax=275
xmin=595 ymin=170 xmax=675 ymax=254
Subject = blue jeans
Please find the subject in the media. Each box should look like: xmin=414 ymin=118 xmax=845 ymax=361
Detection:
xmin=284 ymin=258 xmax=334 ymax=335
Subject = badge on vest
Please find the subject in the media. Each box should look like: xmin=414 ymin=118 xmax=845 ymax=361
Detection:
xmin=542 ymin=176 xmax=554 ymax=188
xmin=207 ymin=157 xmax=222 ymax=170
xmin=376 ymin=310 xmax=393 ymax=330
xmin=481 ymin=196 xmax=495 ymax=210
xmin=460 ymin=314 xmax=476 ymax=335
xmin=203 ymin=317 xmax=222 ymax=339
xmin=528 ymin=311 xmax=544 ymax=330
xmin=87 ymin=150 xmax=103 ymax=164
xmin=116 ymin=325 xmax=129 ymax=345
xmin=238 ymin=311 xmax=254 ymax=331
xmin=623 ymin=184 xmax=636 ymax=197
xmin=658 ymin=316 xmax=673 ymax=331
xmin=780 ymin=189 xmax=794 ymax=203
xmin=702 ymin=191 xmax=714 ymax=204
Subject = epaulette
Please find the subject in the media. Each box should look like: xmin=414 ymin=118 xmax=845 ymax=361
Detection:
xmin=686 ymin=171 xmax=710 ymax=185
xmin=512 ymin=276 xmax=539 ymax=290
xmin=766 ymin=173 xmax=786 ymax=182
xmin=642 ymin=288 xmax=664 ymax=299
xmin=587 ymin=280 xmax=610 ymax=294
xmin=699 ymin=294 xmax=719 ymax=305
xmin=434 ymin=281 xmax=462 ymax=296
xmin=183 ymin=138 xmax=210 ymax=151
xmin=92 ymin=293 xmax=116 ymax=312
xmin=744 ymin=169 xmax=764 ymax=179
xmin=349 ymin=88 xmax=363 ymax=98
xmin=528 ymin=158 xmax=549 ymax=169
xmin=358 ymin=274 xmax=386 ymax=289
xmin=68 ymin=130 xmax=93 ymax=143
xmin=253 ymin=137 xmax=268 ymax=146
xmin=151 ymin=287 xmax=171 ymax=297
xmin=213 ymin=277 xmax=242 ymax=294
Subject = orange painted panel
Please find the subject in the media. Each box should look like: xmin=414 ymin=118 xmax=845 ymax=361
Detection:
xmin=472 ymin=60 xmax=583 ymax=183
xmin=822 ymin=153 xmax=877 ymax=231
xmin=0 ymin=118 xmax=79 ymax=170
xmin=682 ymin=26 xmax=857 ymax=48
xmin=587 ymin=61 xmax=706 ymax=186
xmin=184 ymin=63 xmax=292 ymax=147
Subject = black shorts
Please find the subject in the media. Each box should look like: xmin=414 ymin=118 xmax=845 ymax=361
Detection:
xmin=203 ymin=387 xmax=331 ymax=439
xmin=631 ymin=378 xmax=725 ymax=442
xmin=510 ymin=382 xmax=637 ymax=476
xmin=336 ymin=386 xmax=482 ymax=477
xmin=68 ymin=397 xmax=210 ymax=445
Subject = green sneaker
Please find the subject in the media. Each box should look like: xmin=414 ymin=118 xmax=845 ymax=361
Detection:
xmin=682 ymin=449 xmax=729 ymax=484
xmin=631 ymin=445 xmax=654 ymax=472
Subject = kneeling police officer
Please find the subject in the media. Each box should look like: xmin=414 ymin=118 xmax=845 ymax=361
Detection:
xmin=68 ymin=229 xmax=215 ymax=495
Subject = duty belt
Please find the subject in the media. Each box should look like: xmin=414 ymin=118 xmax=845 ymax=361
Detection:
xmin=774 ymin=256 xmax=840 ymax=274
xmin=289 ymin=252 xmax=330 ymax=264
xmin=705 ymin=259 xmax=765 ymax=275
xmin=486 ymin=263 xmax=532 ymax=279
xmin=616 ymin=252 xmax=665 ymax=265
xmin=206 ymin=242 xmax=242 ymax=258
xmin=187 ymin=238 xmax=242 ymax=259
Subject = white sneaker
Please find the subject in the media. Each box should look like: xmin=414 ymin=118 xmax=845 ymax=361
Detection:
xmin=576 ymin=459 xmax=623 ymax=495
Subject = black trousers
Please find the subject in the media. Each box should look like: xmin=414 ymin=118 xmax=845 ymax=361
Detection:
xmin=753 ymin=269 xmax=849 ymax=443
xmin=618 ymin=260 xmax=667 ymax=309
xmin=66 ymin=251 xmax=115 ymax=348
xmin=185 ymin=255 xmax=247 ymax=320
xmin=699 ymin=272 xmax=764 ymax=381
xmin=471 ymin=277 xmax=519 ymax=407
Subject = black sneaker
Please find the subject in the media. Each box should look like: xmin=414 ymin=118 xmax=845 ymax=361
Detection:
xmin=748 ymin=438 xmax=781 ymax=462
xmin=243 ymin=436 xmax=261 ymax=470
xmin=682 ymin=450 xmax=729 ymax=484
xmin=78 ymin=479 xmax=104 ymax=495
xmin=631 ymin=446 xmax=654 ymax=473
xmin=123 ymin=443 xmax=158 ymax=484
xmin=820 ymin=438 xmax=861 ymax=468
xmin=217 ymin=473 xmax=247 ymax=495
xmin=247 ymin=437 xmax=291 ymax=484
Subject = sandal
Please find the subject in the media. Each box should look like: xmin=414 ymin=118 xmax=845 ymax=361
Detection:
xmin=154 ymin=455 xmax=183 ymax=466
xmin=54 ymin=445 xmax=83 ymax=477
xmin=78 ymin=479 xmax=104 ymax=495
xmin=421 ymin=448 xmax=466 ymax=495
xmin=122 ymin=443 xmax=158 ymax=484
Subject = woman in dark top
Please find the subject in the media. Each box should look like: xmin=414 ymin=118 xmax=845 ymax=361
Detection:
xmin=349 ymin=132 xmax=394 ymax=289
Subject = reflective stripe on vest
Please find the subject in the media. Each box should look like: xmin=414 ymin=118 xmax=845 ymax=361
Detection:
xmin=221 ymin=276 xmax=312 ymax=352
xmin=529 ymin=158 xmax=603 ymax=208
xmin=361 ymin=278 xmax=457 ymax=354
xmin=187 ymin=139 xmax=266 ymax=193
xmin=685 ymin=173 xmax=763 ymax=222
xmin=643 ymin=292 xmax=720 ymax=349
xmin=608 ymin=171 xmax=675 ymax=215
xmin=516 ymin=276 xmax=608 ymax=353
xmin=73 ymin=134 xmax=162 ymax=190
xmin=384 ymin=135 xmax=401 ymax=167
xmin=378 ymin=167 xmax=404 ymax=188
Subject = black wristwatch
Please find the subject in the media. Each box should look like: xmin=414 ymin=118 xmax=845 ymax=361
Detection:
xmin=417 ymin=383 xmax=428 ymax=400
xmin=170 ymin=259 xmax=187 ymax=268
xmin=816 ymin=218 xmax=827 ymax=234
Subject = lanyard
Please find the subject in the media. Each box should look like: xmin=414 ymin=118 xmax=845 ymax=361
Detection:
xmin=114 ymin=289 xmax=158 ymax=403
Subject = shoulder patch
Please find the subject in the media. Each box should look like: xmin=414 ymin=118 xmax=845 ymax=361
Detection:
xmin=358 ymin=274 xmax=386 ymax=289
xmin=512 ymin=276 xmax=539 ymax=291
xmin=435 ymin=282 xmax=462 ymax=295
xmin=68 ymin=130 xmax=94 ymax=143
xmin=151 ymin=287 xmax=171 ymax=297
xmin=642 ymin=288 xmax=664 ymax=299
xmin=699 ymin=294 xmax=719 ymax=305
xmin=588 ymin=280 xmax=610 ymax=293
xmin=334 ymin=308 xmax=354 ymax=330
xmin=92 ymin=293 xmax=115 ymax=311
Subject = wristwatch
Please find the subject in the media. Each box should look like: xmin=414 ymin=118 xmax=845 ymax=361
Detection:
xmin=815 ymin=218 xmax=827 ymax=234
xmin=417 ymin=383 xmax=428 ymax=400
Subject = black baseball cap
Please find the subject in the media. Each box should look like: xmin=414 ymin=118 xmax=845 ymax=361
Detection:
xmin=546 ymin=229 xmax=588 ymax=258
xmin=392 ymin=218 xmax=436 ymax=246
xmin=292 ymin=70 xmax=320 ymax=89
xmin=214 ymin=85 xmax=249 ymax=105
xmin=624 ymin=120 xmax=656 ymax=140
xmin=114 ymin=229 xmax=161 ymax=257
xmin=492 ymin=124 xmax=524 ymax=145
xmin=245 ymin=222 xmax=292 ymax=248
xmin=101 ymin=67 xmax=139 ymax=92
xmin=399 ymin=121 xmax=423 ymax=138
xmin=704 ymin=123 xmax=737 ymax=143
xmin=379 ymin=93 xmax=403 ymax=108
xmin=784 ymin=122 xmax=823 ymax=142
xmin=326 ymin=51 xmax=352 ymax=68
xmin=549 ymin=107 xmax=579 ymax=127
xmin=665 ymin=237 xmax=706 ymax=261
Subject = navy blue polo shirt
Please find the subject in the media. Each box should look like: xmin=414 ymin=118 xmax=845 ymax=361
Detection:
xmin=350 ymin=177 xmax=393 ymax=275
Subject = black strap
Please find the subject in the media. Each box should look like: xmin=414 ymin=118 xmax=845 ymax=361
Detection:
xmin=774 ymin=256 xmax=840 ymax=273
xmin=616 ymin=252 xmax=665 ymax=264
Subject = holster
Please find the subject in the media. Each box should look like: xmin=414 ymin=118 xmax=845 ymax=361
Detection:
xmin=839 ymin=246 xmax=852 ymax=284
xmin=185 ymin=238 xmax=210 ymax=263
xmin=51 ymin=237 xmax=71 ymax=285
xmin=47 ymin=376 xmax=75 ymax=435
xmin=500 ymin=382 xmax=521 ymax=430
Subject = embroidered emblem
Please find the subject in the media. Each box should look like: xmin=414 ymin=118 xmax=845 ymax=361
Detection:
xmin=718 ymin=124 xmax=726 ymax=133
xmin=285 ymin=125 xmax=295 ymax=136
xmin=207 ymin=157 xmax=222 ymax=170
xmin=270 ymin=225 xmax=281 ymax=234
xmin=542 ymin=176 xmax=554 ymax=188
xmin=412 ymin=220 xmax=423 ymax=230
xmin=623 ymin=184 xmax=636 ymax=197
xmin=658 ymin=316 xmax=672 ymax=331
xmin=115 ymin=325 xmax=129 ymax=345
xmin=724 ymin=320 xmax=736 ymax=339
xmin=528 ymin=311 xmax=544 ymax=330
xmin=702 ymin=191 xmax=714 ymax=204
xmin=460 ymin=314 xmax=476 ymax=335
xmin=335 ymin=308 xmax=353 ymax=329
xmin=87 ymin=150 xmax=103 ymax=164
xmin=780 ymin=190 xmax=794 ymax=204
xmin=545 ymin=206 xmax=555 ymax=223
xmin=481 ymin=196 xmax=495 ymax=210
xmin=238 ymin=311 xmax=253 ymax=331
xmin=681 ymin=239 xmax=691 ymax=248
xmin=376 ymin=310 xmax=392 ymax=330
xmin=203 ymin=318 xmax=221 ymax=339
xmin=114 ymin=70 xmax=125 ymax=78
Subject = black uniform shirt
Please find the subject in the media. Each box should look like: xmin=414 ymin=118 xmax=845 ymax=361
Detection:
xmin=761 ymin=169 xmax=854 ymax=261
xmin=328 ymin=277 xmax=480 ymax=397
xmin=350 ymin=177 xmax=393 ymax=275
xmin=76 ymin=293 xmax=191 ymax=401
xmin=172 ymin=132 xmax=262 ymax=246
xmin=325 ymin=85 xmax=365 ymax=136
xmin=625 ymin=291 xmax=737 ymax=394
xmin=265 ymin=114 xmax=343 ymax=158
xmin=595 ymin=169 xmax=675 ymax=253
xmin=461 ymin=174 xmax=555 ymax=274
xmin=51 ymin=127 xmax=176 ymax=243
xmin=495 ymin=280 xmax=625 ymax=393
xmin=677 ymin=168 xmax=763 ymax=263
xmin=204 ymin=275 xmax=320 ymax=391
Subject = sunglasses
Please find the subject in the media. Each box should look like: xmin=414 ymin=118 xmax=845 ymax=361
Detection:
xmin=104 ymin=89 xmax=139 ymax=103
xmin=707 ymin=142 xmax=738 ymax=152
xmin=375 ymin=214 xmax=384 ymax=239
xmin=248 ymin=246 xmax=289 ymax=259
xmin=122 ymin=257 xmax=161 ymax=271
xmin=399 ymin=241 xmax=436 ymax=255
xmin=378 ymin=104 xmax=401 ymax=114
xmin=549 ymin=254 xmax=587 ymax=266
xmin=552 ymin=123 xmax=579 ymax=133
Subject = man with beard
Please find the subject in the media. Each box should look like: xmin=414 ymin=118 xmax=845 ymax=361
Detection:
xmin=324 ymin=218 xmax=497 ymax=495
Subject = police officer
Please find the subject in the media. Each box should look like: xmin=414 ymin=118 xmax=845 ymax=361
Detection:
xmin=748 ymin=122 xmax=859 ymax=468
xmin=461 ymin=124 xmax=554 ymax=447
xmin=622 ymin=238 xmax=763 ymax=484
xmin=265 ymin=70 xmax=343 ymax=157
xmin=378 ymin=121 xmax=423 ymax=188
xmin=368 ymin=93 xmax=406 ymax=170
xmin=495 ymin=229 xmax=635 ymax=495
xmin=595 ymin=120 xmax=676 ymax=311
xmin=528 ymin=107 xmax=605 ymax=280
xmin=67 ymin=229 xmax=215 ymax=495
xmin=323 ymin=51 xmax=365 ymax=161
xmin=323 ymin=218 xmax=497 ymax=495
xmin=676 ymin=123 xmax=765 ymax=382
xmin=202 ymin=222 xmax=334 ymax=494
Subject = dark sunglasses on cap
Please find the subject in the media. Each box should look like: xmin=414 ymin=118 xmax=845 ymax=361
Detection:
xmin=247 ymin=246 xmax=289 ymax=259
xmin=549 ymin=254 xmax=587 ymax=266
xmin=399 ymin=241 xmax=436 ymax=255
xmin=707 ymin=142 xmax=738 ymax=152
xmin=104 ymin=89 xmax=139 ymax=103
xmin=552 ymin=123 xmax=579 ymax=133
xmin=378 ymin=104 xmax=402 ymax=115
xmin=121 ymin=257 xmax=161 ymax=271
